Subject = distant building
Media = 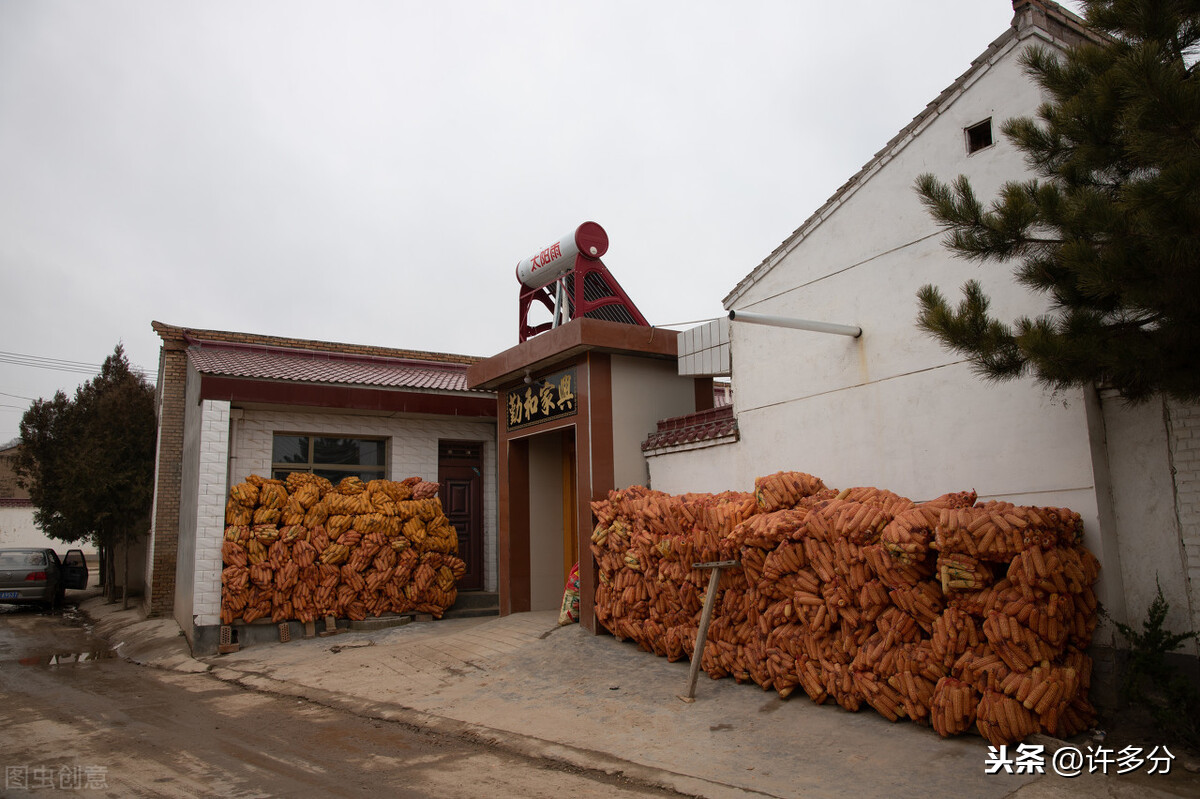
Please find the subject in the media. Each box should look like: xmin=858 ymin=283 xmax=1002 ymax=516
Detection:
xmin=0 ymin=442 xmax=38 ymax=548
xmin=0 ymin=442 xmax=28 ymax=501
xmin=0 ymin=442 xmax=95 ymax=554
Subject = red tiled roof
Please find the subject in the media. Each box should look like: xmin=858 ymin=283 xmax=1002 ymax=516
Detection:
xmin=187 ymin=342 xmax=488 ymax=394
xmin=0 ymin=497 xmax=33 ymax=508
xmin=642 ymin=404 xmax=738 ymax=452
xmin=152 ymin=320 xmax=481 ymax=365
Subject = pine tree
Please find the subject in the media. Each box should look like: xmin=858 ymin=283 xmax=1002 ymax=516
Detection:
xmin=915 ymin=0 xmax=1200 ymax=403
xmin=15 ymin=345 xmax=156 ymax=604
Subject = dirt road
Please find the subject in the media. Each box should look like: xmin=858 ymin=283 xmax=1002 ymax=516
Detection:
xmin=0 ymin=605 xmax=682 ymax=798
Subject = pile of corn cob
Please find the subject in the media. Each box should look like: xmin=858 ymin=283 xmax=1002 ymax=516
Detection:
xmin=221 ymin=473 xmax=464 ymax=625
xmin=590 ymin=471 xmax=1099 ymax=746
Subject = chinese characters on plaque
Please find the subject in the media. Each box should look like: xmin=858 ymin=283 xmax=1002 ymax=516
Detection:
xmin=506 ymin=369 xmax=578 ymax=431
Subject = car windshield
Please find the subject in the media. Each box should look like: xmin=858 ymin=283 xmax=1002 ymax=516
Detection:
xmin=0 ymin=550 xmax=48 ymax=569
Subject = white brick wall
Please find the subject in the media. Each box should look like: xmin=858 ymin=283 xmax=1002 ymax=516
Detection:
xmin=1167 ymin=399 xmax=1200 ymax=635
xmin=231 ymin=409 xmax=499 ymax=592
xmin=192 ymin=399 xmax=230 ymax=626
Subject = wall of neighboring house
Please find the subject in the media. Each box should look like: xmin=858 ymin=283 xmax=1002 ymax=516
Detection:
xmin=723 ymin=27 xmax=1082 ymax=502
xmin=672 ymin=29 xmax=1094 ymax=495
xmin=0 ymin=448 xmax=97 ymax=554
xmin=1100 ymin=396 xmax=1200 ymax=657
xmin=0 ymin=504 xmax=51 ymax=549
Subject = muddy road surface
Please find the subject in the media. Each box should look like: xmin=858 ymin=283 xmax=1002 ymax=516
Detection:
xmin=0 ymin=604 xmax=681 ymax=798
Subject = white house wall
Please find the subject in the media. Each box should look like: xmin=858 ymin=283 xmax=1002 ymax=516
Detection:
xmin=732 ymin=39 xmax=1056 ymax=404
xmin=649 ymin=27 xmax=1147 ymax=624
xmin=1101 ymin=396 xmax=1198 ymax=657
xmin=647 ymin=443 xmax=742 ymax=496
xmin=174 ymin=359 xmax=234 ymax=635
xmin=0 ymin=506 xmax=85 ymax=551
xmin=0 ymin=507 xmax=41 ymax=548
xmin=726 ymin=30 xmax=1100 ymax=503
xmin=189 ymin=399 xmax=230 ymax=630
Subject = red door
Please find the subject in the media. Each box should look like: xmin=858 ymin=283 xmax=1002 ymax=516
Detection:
xmin=438 ymin=441 xmax=484 ymax=592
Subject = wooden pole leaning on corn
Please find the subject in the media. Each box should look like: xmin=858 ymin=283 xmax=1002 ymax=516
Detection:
xmin=679 ymin=560 xmax=742 ymax=703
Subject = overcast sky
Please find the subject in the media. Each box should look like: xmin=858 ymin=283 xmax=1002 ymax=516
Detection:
xmin=0 ymin=1 xmax=1086 ymax=444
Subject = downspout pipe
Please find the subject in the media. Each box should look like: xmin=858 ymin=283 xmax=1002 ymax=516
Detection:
xmin=728 ymin=309 xmax=862 ymax=338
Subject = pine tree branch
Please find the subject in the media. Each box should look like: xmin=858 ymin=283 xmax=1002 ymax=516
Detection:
xmin=912 ymin=0 xmax=1200 ymax=404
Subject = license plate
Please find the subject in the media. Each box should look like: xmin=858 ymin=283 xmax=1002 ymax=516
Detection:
xmin=0 ymin=591 xmax=18 ymax=599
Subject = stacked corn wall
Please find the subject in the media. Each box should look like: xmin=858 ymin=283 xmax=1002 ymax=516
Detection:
xmin=590 ymin=472 xmax=1100 ymax=746
xmin=221 ymin=473 xmax=466 ymax=625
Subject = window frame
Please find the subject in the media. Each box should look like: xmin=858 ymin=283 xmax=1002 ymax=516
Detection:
xmin=965 ymin=118 xmax=994 ymax=155
xmin=270 ymin=433 xmax=388 ymax=484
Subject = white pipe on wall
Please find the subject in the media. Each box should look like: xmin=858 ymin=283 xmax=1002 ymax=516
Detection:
xmin=728 ymin=309 xmax=862 ymax=338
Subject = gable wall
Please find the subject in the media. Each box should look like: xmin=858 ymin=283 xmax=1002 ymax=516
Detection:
xmin=725 ymin=31 xmax=1098 ymax=500
xmin=650 ymin=28 xmax=1141 ymax=629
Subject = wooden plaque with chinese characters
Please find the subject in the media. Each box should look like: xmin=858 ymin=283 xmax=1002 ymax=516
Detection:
xmin=505 ymin=368 xmax=578 ymax=431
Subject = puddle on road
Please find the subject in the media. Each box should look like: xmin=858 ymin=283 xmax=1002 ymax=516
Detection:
xmin=0 ymin=601 xmax=86 ymax=617
xmin=1 ymin=601 xmax=118 ymax=667
xmin=4 ymin=649 xmax=118 ymax=667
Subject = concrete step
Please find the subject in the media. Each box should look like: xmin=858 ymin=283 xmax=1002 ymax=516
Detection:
xmin=444 ymin=591 xmax=499 ymax=619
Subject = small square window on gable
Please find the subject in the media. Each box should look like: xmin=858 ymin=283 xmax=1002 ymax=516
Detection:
xmin=966 ymin=118 xmax=994 ymax=154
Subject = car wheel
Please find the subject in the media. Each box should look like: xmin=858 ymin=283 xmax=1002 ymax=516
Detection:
xmin=52 ymin=584 xmax=65 ymax=610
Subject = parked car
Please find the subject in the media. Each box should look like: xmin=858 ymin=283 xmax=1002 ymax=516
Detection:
xmin=0 ymin=548 xmax=89 ymax=609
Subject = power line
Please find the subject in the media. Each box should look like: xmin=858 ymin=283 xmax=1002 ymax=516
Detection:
xmin=0 ymin=391 xmax=36 ymax=401
xmin=0 ymin=352 xmax=107 ymax=375
xmin=652 ymin=316 xmax=723 ymax=328
xmin=0 ymin=350 xmax=153 ymax=380
xmin=0 ymin=350 xmax=98 ymax=368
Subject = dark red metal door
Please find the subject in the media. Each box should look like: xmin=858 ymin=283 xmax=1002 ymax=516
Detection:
xmin=438 ymin=441 xmax=484 ymax=592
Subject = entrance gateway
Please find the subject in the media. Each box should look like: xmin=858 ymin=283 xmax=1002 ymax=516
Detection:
xmin=467 ymin=223 xmax=714 ymax=632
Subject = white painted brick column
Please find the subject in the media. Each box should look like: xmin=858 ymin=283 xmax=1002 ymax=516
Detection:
xmin=193 ymin=400 xmax=230 ymax=626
